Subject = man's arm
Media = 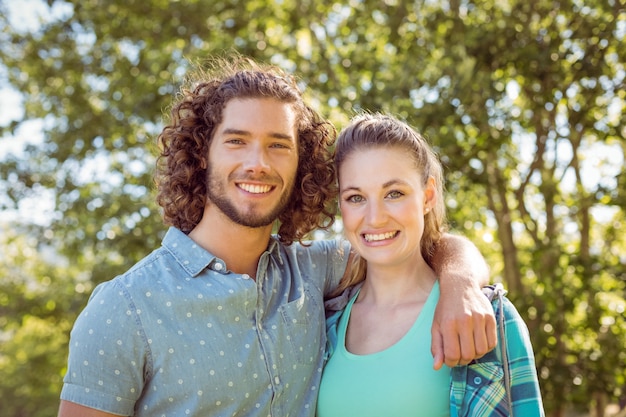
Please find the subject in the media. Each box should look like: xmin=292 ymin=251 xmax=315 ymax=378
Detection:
xmin=58 ymin=400 xmax=121 ymax=417
xmin=430 ymin=233 xmax=497 ymax=370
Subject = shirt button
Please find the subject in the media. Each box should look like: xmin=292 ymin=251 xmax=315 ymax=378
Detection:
xmin=473 ymin=376 xmax=482 ymax=385
xmin=242 ymin=274 xmax=250 ymax=280
xmin=274 ymin=376 xmax=280 ymax=385
xmin=214 ymin=263 xmax=223 ymax=271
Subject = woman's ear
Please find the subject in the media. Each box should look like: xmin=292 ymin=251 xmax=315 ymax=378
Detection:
xmin=424 ymin=176 xmax=437 ymax=211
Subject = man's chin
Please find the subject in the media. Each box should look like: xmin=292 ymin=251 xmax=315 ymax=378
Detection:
xmin=228 ymin=209 xmax=280 ymax=229
xmin=209 ymin=194 xmax=288 ymax=229
xmin=238 ymin=217 xmax=276 ymax=229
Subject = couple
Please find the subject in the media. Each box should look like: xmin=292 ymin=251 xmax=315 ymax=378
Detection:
xmin=57 ymin=56 xmax=542 ymax=416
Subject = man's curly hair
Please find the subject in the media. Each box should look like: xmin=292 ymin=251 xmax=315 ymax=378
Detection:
xmin=155 ymin=56 xmax=337 ymax=245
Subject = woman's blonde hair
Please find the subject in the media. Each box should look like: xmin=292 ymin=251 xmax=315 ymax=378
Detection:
xmin=331 ymin=112 xmax=448 ymax=295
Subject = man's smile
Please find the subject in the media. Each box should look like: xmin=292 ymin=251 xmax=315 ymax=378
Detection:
xmin=237 ymin=182 xmax=275 ymax=194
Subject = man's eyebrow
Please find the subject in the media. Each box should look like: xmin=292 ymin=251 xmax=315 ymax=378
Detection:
xmin=222 ymin=128 xmax=248 ymax=136
xmin=222 ymin=128 xmax=294 ymax=141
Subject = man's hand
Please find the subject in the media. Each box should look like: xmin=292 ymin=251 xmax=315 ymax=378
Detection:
xmin=431 ymin=283 xmax=496 ymax=369
xmin=428 ymin=233 xmax=497 ymax=369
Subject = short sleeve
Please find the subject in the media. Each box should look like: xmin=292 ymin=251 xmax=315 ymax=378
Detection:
xmin=60 ymin=280 xmax=149 ymax=415
xmin=301 ymin=239 xmax=351 ymax=296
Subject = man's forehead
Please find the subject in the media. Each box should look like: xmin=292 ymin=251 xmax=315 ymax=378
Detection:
xmin=218 ymin=98 xmax=299 ymax=140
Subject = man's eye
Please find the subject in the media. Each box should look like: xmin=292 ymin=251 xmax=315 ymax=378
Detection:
xmin=270 ymin=143 xmax=291 ymax=149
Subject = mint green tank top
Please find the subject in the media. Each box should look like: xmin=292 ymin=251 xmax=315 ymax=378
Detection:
xmin=317 ymin=281 xmax=451 ymax=417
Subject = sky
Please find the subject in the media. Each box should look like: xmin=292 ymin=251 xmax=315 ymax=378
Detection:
xmin=0 ymin=0 xmax=72 ymax=224
xmin=0 ymin=0 xmax=72 ymax=154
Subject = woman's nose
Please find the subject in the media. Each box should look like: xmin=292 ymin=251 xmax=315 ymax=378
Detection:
xmin=366 ymin=200 xmax=387 ymax=226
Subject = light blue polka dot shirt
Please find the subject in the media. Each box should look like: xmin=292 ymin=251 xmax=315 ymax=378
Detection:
xmin=61 ymin=227 xmax=350 ymax=416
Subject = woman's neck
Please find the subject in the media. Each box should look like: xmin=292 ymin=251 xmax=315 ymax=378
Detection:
xmin=358 ymin=260 xmax=437 ymax=307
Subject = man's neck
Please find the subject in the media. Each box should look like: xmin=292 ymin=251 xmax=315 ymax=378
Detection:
xmin=188 ymin=209 xmax=273 ymax=279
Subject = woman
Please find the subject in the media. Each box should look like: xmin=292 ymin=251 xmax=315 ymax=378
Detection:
xmin=317 ymin=113 xmax=544 ymax=416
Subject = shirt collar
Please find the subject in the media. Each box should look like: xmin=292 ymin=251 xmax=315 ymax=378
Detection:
xmin=162 ymin=228 xmax=285 ymax=277
xmin=267 ymin=235 xmax=284 ymax=264
xmin=162 ymin=227 xmax=215 ymax=277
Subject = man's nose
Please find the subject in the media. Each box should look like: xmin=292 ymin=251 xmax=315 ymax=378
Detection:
xmin=243 ymin=144 xmax=271 ymax=174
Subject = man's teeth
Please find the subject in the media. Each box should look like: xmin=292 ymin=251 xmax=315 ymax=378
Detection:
xmin=363 ymin=232 xmax=397 ymax=242
xmin=239 ymin=183 xmax=272 ymax=194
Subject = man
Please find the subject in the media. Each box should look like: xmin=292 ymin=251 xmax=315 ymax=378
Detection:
xmin=58 ymin=57 xmax=496 ymax=417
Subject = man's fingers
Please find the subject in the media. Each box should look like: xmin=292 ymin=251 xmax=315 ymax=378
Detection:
xmin=438 ymin=323 xmax=462 ymax=368
xmin=472 ymin=319 xmax=490 ymax=358
xmin=475 ymin=312 xmax=498 ymax=357
xmin=431 ymin=323 xmax=445 ymax=370
xmin=486 ymin=313 xmax=497 ymax=351
xmin=438 ymin=312 xmax=498 ymax=367
xmin=431 ymin=282 xmax=499 ymax=368
xmin=454 ymin=319 xmax=476 ymax=366
xmin=459 ymin=311 xmax=498 ymax=365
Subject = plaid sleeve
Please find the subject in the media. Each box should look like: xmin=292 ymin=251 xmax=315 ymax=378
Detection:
xmin=450 ymin=289 xmax=545 ymax=417
xmin=501 ymin=297 xmax=545 ymax=416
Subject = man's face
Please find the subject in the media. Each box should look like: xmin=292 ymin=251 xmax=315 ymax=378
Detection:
xmin=206 ymin=97 xmax=299 ymax=228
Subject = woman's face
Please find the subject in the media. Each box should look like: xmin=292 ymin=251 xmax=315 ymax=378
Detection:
xmin=338 ymin=146 xmax=435 ymax=268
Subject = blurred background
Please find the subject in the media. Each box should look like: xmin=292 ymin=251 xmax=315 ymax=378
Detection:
xmin=0 ymin=0 xmax=624 ymax=416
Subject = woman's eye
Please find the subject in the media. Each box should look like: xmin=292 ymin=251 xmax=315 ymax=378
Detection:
xmin=387 ymin=190 xmax=403 ymax=199
xmin=346 ymin=195 xmax=364 ymax=203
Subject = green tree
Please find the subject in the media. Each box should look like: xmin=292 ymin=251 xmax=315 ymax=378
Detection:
xmin=410 ymin=3 xmax=626 ymax=415
xmin=0 ymin=227 xmax=78 ymax=417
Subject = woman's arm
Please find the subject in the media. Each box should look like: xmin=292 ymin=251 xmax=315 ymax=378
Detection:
xmin=429 ymin=233 xmax=497 ymax=370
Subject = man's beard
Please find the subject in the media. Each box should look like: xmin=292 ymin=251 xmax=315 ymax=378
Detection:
xmin=206 ymin=169 xmax=294 ymax=228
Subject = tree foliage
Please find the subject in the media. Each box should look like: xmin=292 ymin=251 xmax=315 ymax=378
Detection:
xmin=0 ymin=0 xmax=624 ymax=415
